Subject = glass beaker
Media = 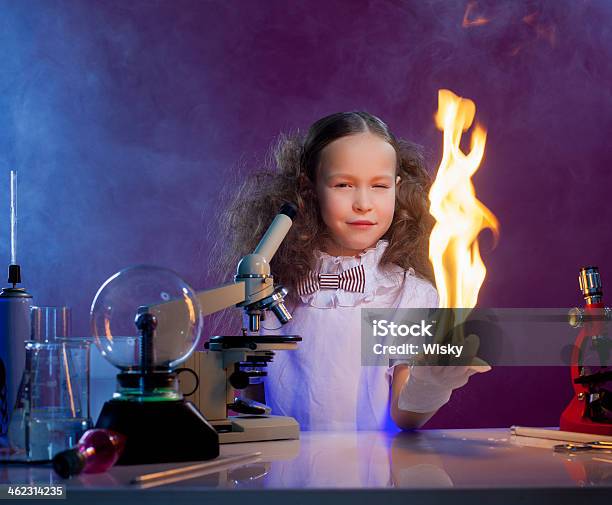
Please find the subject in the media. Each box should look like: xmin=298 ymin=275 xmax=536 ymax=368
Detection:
xmin=8 ymin=306 xmax=91 ymax=461
xmin=24 ymin=338 xmax=91 ymax=461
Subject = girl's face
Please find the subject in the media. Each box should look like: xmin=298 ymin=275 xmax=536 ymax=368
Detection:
xmin=316 ymin=132 xmax=398 ymax=257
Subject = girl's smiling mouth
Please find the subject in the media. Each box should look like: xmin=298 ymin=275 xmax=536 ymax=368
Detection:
xmin=348 ymin=220 xmax=376 ymax=227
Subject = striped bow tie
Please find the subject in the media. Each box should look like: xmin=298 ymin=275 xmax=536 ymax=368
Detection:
xmin=297 ymin=264 xmax=366 ymax=296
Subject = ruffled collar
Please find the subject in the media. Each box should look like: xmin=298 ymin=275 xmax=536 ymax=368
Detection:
xmin=299 ymin=240 xmax=413 ymax=308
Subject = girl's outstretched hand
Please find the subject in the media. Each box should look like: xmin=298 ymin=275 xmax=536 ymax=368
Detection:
xmin=397 ymin=360 xmax=491 ymax=414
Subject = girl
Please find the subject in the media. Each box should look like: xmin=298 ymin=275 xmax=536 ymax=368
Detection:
xmin=211 ymin=112 xmax=489 ymax=431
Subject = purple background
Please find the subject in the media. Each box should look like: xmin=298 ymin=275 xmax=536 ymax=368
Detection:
xmin=1 ymin=0 xmax=611 ymax=428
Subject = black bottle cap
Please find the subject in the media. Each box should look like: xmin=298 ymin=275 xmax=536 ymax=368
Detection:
xmin=52 ymin=448 xmax=87 ymax=478
xmin=8 ymin=264 xmax=21 ymax=285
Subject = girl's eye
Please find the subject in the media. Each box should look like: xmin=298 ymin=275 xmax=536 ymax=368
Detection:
xmin=333 ymin=183 xmax=390 ymax=189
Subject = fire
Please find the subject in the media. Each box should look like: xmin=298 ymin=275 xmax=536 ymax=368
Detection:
xmin=462 ymin=1 xmax=489 ymax=28
xmin=429 ymin=89 xmax=499 ymax=312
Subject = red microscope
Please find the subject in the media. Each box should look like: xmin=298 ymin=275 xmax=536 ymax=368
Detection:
xmin=560 ymin=266 xmax=612 ymax=435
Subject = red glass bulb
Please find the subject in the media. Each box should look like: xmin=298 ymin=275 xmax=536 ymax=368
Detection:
xmin=52 ymin=429 xmax=126 ymax=478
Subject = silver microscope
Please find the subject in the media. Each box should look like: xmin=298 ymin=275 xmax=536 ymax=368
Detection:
xmin=178 ymin=203 xmax=301 ymax=443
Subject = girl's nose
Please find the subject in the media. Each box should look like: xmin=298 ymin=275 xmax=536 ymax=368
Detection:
xmin=353 ymin=189 xmax=373 ymax=212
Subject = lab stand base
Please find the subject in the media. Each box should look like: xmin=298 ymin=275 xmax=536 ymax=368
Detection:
xmin=96 ymin=399 xmax=219 ymax=464
xmin=212 ymin=415 xmax=299 ymax=444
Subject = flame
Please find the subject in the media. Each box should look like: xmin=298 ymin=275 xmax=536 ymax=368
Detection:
xmin=429 ymin=89 xmax=499 ymax=312
xmin=462 ymin=1 xmax=489 ymax=28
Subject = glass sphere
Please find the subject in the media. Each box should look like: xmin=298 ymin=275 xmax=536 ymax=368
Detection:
xmin=90 ymin=265 xmax=203 ymax=372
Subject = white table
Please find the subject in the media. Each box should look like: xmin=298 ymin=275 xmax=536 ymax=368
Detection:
xmin=2 ymin=429 xmax=611 ymax=504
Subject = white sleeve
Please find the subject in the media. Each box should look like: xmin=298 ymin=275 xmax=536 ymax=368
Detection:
xmin=385 ymin=274 xmax=438 ymax=384
xmin=394 ymin=273 xmax=439 ymax=309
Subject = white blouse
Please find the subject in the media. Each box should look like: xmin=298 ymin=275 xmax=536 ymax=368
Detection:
xmin=260 ymin=240 xmax=439 ymax=431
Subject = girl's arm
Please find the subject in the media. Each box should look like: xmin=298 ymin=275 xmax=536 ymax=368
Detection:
xmin=390 ymin=364 xmax=437 ymax=430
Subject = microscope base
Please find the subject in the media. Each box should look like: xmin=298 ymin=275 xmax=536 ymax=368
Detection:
xmin=212 ymin=415 xmax=299 ymax=444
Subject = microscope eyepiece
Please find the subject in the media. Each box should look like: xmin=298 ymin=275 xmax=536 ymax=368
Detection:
xmin=579 ymin=266 xmax=602 ymax=305
xmin=279 ymin=202 xmax=298 ymax=220
xmin=238 ymin=203 xmax=297 ymax=332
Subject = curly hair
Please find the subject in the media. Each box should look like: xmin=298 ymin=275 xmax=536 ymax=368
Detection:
xmin=207 ymin=112 xmax=435 ymax=334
